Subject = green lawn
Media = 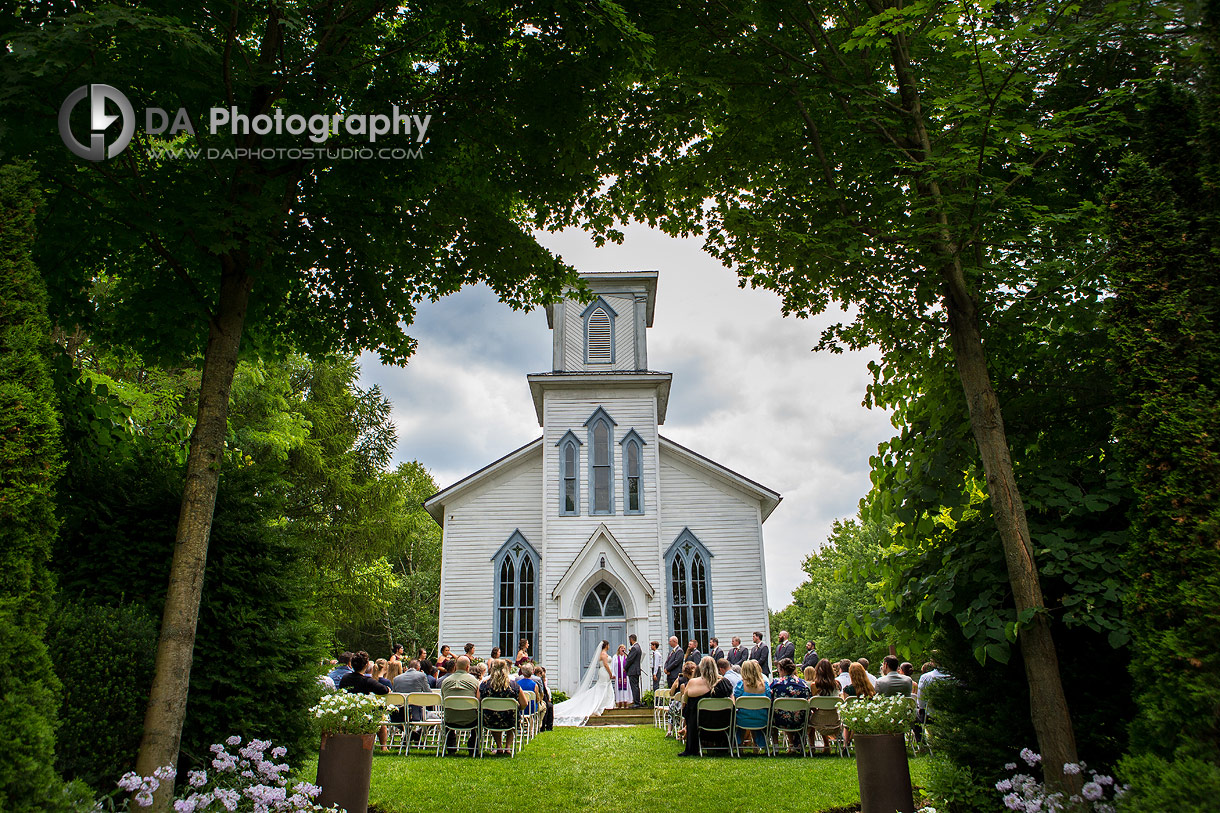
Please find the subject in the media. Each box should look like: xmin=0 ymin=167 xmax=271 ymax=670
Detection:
xmin=306 ymin=727 xmax=930 ymax=813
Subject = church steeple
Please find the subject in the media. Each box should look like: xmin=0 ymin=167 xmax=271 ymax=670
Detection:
xmin=545 ymin=271 xmax=658 ymax=373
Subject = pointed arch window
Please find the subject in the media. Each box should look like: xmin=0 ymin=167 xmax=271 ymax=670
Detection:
xmin=620 ymin=429 xmax=645 ymax=515
xmin=584 ymin=407 xmax=617 ymax=515
xmin=665 ymin=529 xmax=714 ymax=652
xmin=581 ymin=297 xmax=618 ymax=365
xmin=493 ymin=531 xmax=540 ymax=659
xmin=556 ymin=431 xmax=581 ymax=516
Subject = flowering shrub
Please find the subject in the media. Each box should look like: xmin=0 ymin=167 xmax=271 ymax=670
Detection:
xmin=89 ymin=737 xmax=326 ymax=812
xmin=309 ymin=692 xmax=387 ymax=736
xmin=837 ymin=694 xmax=917 ymax=735
xmin=996 ymin=749 xmax=1128 ymax=813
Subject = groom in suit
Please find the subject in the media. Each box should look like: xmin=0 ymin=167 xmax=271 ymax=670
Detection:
xmin=625 ymin=634 xmax=643 ymax=707
xmin=664 ymin=636 xmax=684 ymax=687
xmin=750 ymin=631 xmax=771 ymax=676
xmin=775 ymin=630 xmax=796 ymax=665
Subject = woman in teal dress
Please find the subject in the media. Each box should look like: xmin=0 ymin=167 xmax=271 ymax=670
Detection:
xmin=732 ymin=659 xmax=771 ymax=750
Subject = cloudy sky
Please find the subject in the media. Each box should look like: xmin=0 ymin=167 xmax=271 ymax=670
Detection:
xmin=358 ymin=223 xmax=895 ymax=609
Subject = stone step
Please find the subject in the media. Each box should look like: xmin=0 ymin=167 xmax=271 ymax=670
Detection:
xmin=586 ymin=708 xmax=656 ymax=727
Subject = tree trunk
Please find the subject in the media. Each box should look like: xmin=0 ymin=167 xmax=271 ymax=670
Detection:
xmin=880 ymin=21 xmax=1082 ymax=792
xmin=135 ymin=266 xmax=252 ymax=811
xmin=942 ymin=270 xmax=1081 ymax=793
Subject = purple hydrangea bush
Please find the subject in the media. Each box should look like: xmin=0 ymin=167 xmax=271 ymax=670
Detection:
xmin=996 ymin=748 xmax=1128 ymax=813
xmin=95 ymin=737 xmax=328 ymax=813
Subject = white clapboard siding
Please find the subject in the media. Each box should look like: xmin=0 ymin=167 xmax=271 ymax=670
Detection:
xmin=437 ymin=452 xmax=543 ymax=654
xmin=540 ymin=389 xmax=662 ymax=664
xmin=657 ymin=451 xmax=770 ymax=645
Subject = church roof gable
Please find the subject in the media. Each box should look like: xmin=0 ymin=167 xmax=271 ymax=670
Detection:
xmin=422 ymin=437 xmax=542 ymax=524
xmin=658 ymin=435 xmax=782 ymax=521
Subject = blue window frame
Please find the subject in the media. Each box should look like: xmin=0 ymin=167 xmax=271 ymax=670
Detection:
xmin=492 ymin=530 xmax=541 ymax=659
xmin=584 ymin=407 xmax=617 ymax=515
xmin=581 ymin=297 xmax=618 ymax=365
xmin=620 ymin=428 xmax=646 ymax=515
xmin=664 ymin=529 xmax=714 ymax=652
xmin=555 ymin=430 xmax=582 ymax=515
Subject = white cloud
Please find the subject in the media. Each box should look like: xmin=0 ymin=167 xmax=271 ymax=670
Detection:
xmin=358 ymin=223 xmax=894 ymax=609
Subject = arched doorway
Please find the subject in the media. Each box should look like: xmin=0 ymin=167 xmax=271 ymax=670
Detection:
xmin=579 ymin=581 xmax=626 ymax=680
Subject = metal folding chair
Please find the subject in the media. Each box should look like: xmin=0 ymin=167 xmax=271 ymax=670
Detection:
xmin=696 ymin=697 xmax=736 ymax=757
xmin=809 ymin=695 xmax=845 ymax=756
xmin=438 ymin=696 xmax=479 ymax=757
xmin=382 ymin=692 xmax=408 ymax=754
xmin=479 ymin=697 xmax=521 ymax=757
xmin=405 ymin=692 xmax=442 ymax=755
xmin=731 ymin=695 xmax=773 ymax=756
xmin=769 ymin=697 xmax=811 ymax=757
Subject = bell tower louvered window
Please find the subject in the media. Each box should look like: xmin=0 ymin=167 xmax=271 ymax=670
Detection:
xmin=493 ymin=531 xmax=541 ymax=659
xmin=581 ymin=297 xmax=618 ymax=365
xmin=665 ymin=529 xmax=714 ymax=653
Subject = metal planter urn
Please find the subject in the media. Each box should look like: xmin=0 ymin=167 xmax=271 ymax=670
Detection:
xmin=316 ymin=732 xmax=375 ymax=813
xmin=854 ymin=733 xmax=915 ymax=813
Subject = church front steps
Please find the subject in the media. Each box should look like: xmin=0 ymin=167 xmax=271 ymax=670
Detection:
xmin=586 ymin=707 xmax=655 ymax=727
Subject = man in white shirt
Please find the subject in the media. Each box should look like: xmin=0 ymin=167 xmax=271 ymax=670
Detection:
xmin=718 ymin=659 xmax=742 ymax=690
xmin=649 ymin=641 xmax=666 ymax=691
xmin=917 ymin=662 xmax=947 ymax=712
xmin=836 ymin=659 xmax=853 ymax=690
xmin=858 ymin=657 xmax=878 ymax=688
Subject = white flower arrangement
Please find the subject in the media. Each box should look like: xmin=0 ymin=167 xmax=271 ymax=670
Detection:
xmin=996 ymin=749 xmax=1128 ymax=813
xmin=309 ymin=691 xmax=387 ymax=736
xmin=837 ymin=693 xmax=918 ymax=735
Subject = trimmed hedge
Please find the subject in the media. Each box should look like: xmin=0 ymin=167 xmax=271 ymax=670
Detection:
xmin=44 ymin=601 xmax=157 ymax=790
xmin=0 ymin=161 xmax=65 ymax=811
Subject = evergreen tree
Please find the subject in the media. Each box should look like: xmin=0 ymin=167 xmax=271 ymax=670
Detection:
xmin=0 ymin=161 xmax=65 ymax=811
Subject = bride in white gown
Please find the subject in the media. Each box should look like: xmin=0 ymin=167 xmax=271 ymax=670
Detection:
xmin=553 ymin=640 xmax=616 ymax=726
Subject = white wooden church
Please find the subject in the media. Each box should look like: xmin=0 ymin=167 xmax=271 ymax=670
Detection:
xmin=424 ymin=271 xmax=781 ymax=693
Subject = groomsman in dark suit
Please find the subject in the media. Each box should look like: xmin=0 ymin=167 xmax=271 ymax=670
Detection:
xmin=683 ymin=639 xmax=702 ymax=665
xmin=708 ymin=637 xmax=725 ymax=662
xmin=664 ymin=636 xmax=684 ymax=687
xmin=750 ymin=631 xmax=771 ymax=676
xmin=727 ymin=637 xmax=749 ymax=667
xmin=775 ymin=630 xmax=796 ymax=665
xmin=801 ymin=640 xmax=820 ymax=670
xmin=625 ymin=634 xmax=643 ymax=707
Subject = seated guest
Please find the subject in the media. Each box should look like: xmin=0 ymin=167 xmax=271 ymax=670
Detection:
xmin=718 ymin=659 xmax=741 ymax=690
xmin=373 ymin=658 xmax=392 ymax=687
xmin=809 ymin=658 xmax=842 ymax=754
xmin=678 ymin=656 xmax=731 ymax=756
xmin=423 ymin=663 xmax=439 ymax=689
xmin=802 ymin=665 xmax=817 ymax=684
xmin=391 ymin=659 xmax=431 ymax=730
xmin=835 ymin=659 xmax=853 ymax=690
xmin=478 ymin=659 xmax=527 ymax=755
xmin=516 ymin=663 xmax=540 ymax=714
xmin=769 ymin=658 xmax=811 ymax=752
xmin=840 ymin=661 xmax=876 ymax=750
xmin=327 ymin=652 xmax=353 ymax=687
xmin=472 ymin=662 xmax=488 ymax=682
xmin=901 ymin=662 xmax=918 ymax=701
xmin=339 ymin=651 xmax=391 ymax=750
xmin=732 ymin=659 xmax=770 ymax=751
xmin=857 ymin=657 xmax=877 ymax=687
xmin=385 ymin=660 xmax=403 ymax=687
xmin=536 ymin=666 xmax=554 ymax=732
xmin=440 ymin=656 xmax=480 ymax=756
xmin=666 ymin=661 xmax=698 ymax=738
xmin=874 ymin=655 xmax=913 ymax=696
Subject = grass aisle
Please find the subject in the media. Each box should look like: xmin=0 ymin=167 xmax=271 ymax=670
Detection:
xmin=319 ymin=727 xmax=930 ymax=812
